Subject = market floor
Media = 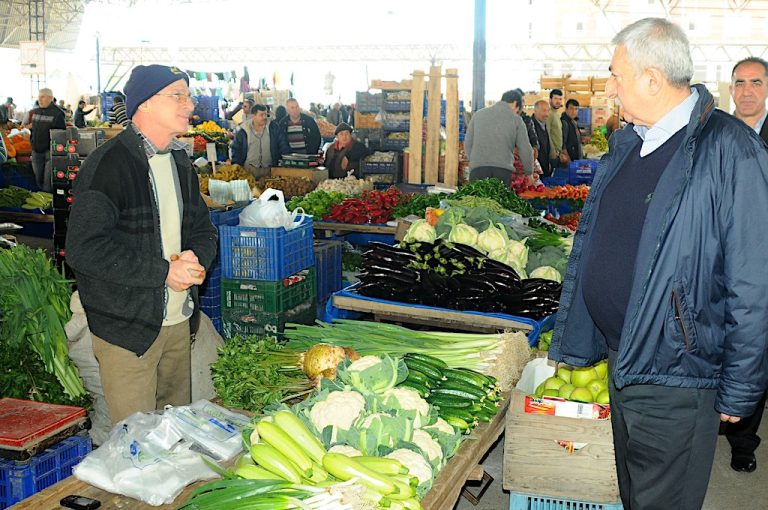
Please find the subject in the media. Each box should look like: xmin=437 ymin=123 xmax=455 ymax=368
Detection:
xmin=454 ymin=402 xmax=768 ymax=510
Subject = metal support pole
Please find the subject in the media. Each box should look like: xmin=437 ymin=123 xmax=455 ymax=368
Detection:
xmin=472 ymin=0 xmax=486 ymax=112
xmin=96 ymin=34 xmax=101 ymax=94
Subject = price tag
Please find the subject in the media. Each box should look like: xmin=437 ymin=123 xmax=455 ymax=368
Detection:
xmin=206 ymin=142 xmax=217 ymax=162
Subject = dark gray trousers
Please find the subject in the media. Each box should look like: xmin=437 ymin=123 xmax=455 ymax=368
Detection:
xmin=608 ymin=350 xmax=720 ymax=510
xmin=468 ymin=166 xmax=513 ymax=186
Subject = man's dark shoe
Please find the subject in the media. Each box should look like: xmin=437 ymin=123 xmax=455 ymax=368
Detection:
xmin=731 ymin=454 xmax=757 ymax=473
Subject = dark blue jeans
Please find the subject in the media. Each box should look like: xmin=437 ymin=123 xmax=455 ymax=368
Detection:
xmin=31 ymin=150 xmax=51 ymax=192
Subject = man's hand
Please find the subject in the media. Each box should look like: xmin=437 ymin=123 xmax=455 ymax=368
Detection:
xmin=720 ymin=413 xmax=741 ymax=423
xmin=167 ymin=253 xmax=205 ymax=291
xmin=341 ymin=156 xmax=349 ymax=171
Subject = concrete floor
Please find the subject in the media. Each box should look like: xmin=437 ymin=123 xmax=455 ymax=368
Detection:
xmin=454 ymin=404 xmax=768 ymax=510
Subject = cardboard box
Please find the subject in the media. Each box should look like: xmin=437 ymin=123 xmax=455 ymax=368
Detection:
xmin=270 ymin=166 xmax=328 ymax=186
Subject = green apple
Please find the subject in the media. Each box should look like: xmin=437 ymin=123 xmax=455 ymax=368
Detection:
xmin=586 ymin=379 xmax=609 ymax=400
xmin=535 ymin=382 xmax=546 ymax=398
xmin=596 ymin=390 xmax=610 ymax=405
xmin=558 ymin=383 xmax=576 ymax=399
xmin=570 ymin=387 xmax=594 ymax=403
xmin=542 ymin=389 xmax=560 ymax=397
xmin=571 ymin=367 xmax=599 ymax=388
xmin=544 ymin=376 xmax=567 ymax=391
xmin=593 ymin=360 xmax=608 ymax=380
xmin=556 ymin=367 xmax=572 ymax=384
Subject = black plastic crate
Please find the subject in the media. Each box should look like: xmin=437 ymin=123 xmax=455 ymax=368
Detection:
xmin=381 ymin=138 xmax=408 ymax=151
xmin=53 ymin=209 xmax=69 ymax=236
xmin=52 ymin=185 xmax=74 ymax=209
xmin=361 ymin=152 xmax=400 ymax=175
xmin=355 ymin=92 xmax=382 ymax=113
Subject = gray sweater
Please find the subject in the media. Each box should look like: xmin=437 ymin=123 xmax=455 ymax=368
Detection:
xmin=465 ymin=101 xmax=534 ymax=175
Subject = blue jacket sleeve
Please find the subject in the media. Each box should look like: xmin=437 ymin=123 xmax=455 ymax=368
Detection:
xmin=269 ymin=123 xmax=281 ymax=167
xmin=275 ymin=119 xmax=291 ymax=160
xmin=231 ymin=128 xmax=247 ymax=165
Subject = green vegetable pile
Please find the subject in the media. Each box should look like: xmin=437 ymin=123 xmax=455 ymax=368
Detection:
xmin=286 ymin=190 xmax=345 ymax=219
xmin=452 ymin=178 xmax=536 ymax=217
xmin=210 ymin=337 xmax=315 ymax=413
xmin=0 ymin=245 xmax=87 ymax=400
xmin=391 ymin=193 xmax=445 ymax=219
xmin=0 ymin=185 xmax=31 ymax=208
xmin=444 ymin=195 xmax=511 ymax=216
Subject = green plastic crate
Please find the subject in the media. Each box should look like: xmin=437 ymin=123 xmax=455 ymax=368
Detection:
xmin=222 ymin=299 xmax=316 ymax=341
xmin=221 ymin=268 xmax=316 ymax=314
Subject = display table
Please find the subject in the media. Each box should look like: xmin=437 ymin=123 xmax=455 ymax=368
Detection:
xmin=270 ymin=166 xmax=328 ymax=185
xmin=313 ymin=220 xmax=398 ymax=237
xmin=16 ymin=400 xmax=509 ymax=510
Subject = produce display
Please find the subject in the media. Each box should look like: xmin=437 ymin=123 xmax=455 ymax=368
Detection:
xmin=325 ymin=188 xmax=405 ymax=224
xmin=451 ymin=179 xmax=537 ymax=218
xmin=0 ymin=186 xmax=52 ymax=210
xmin=365 ymin=151 xmax=397 ymax=164
xmin=533 ymin=359 xmax=610 ymax=405
xmin=0 ymin=245 xmax=86 ymax=401
xmin=316 ymin=117 xmax=337 ymax=138
xmin=583 ymin=130 xmax=609 ymax=155
xmin=255 ymin=176 xmax=315 ymax=198
xmin=390 ymin=193 xmax=445 ymax=219
xmin=198 ymin=164 xmax=256 ymax=195
xmin=286 ymin=190 xmax=345 ymax=218
xmin=315 ymin=176 xmax=374 ymax=197
xmin=518 ymin=184 xmax=590 ymax=202
xmin=544 ymin=211 xmax=582 ymax=232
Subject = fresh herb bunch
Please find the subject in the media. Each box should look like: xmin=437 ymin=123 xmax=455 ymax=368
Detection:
xmin=391 ymin=193 xmax=446 ymax=219
xmin=453 ymin=178 xmax=537 ymax=217
xmin=286 ymin=190 xmax=345 ymax=219
xmin=210 ymin=337 xmax=314 ymax=413
xmin=0 ymin=245 xmax=86 ymax=398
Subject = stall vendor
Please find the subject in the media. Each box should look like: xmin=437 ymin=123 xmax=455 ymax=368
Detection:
xmin=324 ymin=122 xmax=367 ymax=178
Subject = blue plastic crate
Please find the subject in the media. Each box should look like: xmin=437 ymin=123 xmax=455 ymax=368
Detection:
xmin=356 ymin=92 xmax=382 ymax=113
xmin=568 ymin=160 xmax=599 ymax=185
xmin=211 ymin=317 xmax=222 ymax=333
xmin=314 ymin=240 xmax=343 ymax=303
xmin=344 ymin=232 xmax=396 ymax=247
xmin=382 ymin=100 xmax=411 ymax=112
xmin=219 ymin=218 xmax=315 ymax=281
xmin=381 ymin=138 xmax=408 ymax=151
xmin=509 ymin=491 xmax=623 ymax=510
xmin=0 ymin=434 xmax=92 ymax=509
xmin=577 ymin=107 xmax=592 ymax=128
xmin=382 ymin=119 xmax=410 ymax=131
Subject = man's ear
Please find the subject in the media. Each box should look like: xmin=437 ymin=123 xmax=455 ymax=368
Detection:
xmin=645 ymin=67 xmax=665 ymax=96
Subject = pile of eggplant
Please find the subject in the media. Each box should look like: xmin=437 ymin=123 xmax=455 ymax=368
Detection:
xmin=356 ymin=240 xmax=561 ymax=320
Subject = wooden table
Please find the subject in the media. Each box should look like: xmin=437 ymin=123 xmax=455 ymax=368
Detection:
xmin=17 ymin=401 xmax=509 ymax=510
xmin=313 ymin=220 xmax=398 ymax=238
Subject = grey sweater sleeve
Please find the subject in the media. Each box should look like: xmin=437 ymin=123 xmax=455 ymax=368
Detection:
xmin=515 ymin=116 xmax=534 ymax=176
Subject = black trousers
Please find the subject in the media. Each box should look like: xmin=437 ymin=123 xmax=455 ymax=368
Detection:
xmin=726 ymin=391 xmax=767 ymax=456
xmin=468 ymin=166 xmax=512 ymax=186
xmin=608 ymin=350 xmax=720 ymax=510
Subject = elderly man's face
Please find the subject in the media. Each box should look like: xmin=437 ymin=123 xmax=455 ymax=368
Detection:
xmin=534 ymin=102 xmax=550 ymax=122
xmin=144 ymin=78 xmax=194 ymax=137
xmin=731 ymin=61 xmax=768 ymax=121
xmin=38 ymin=93 xmax=53 ymax=108
xmin=336 ymin=130 xmax=352 ymax=146
xmin=606 ymin=45 xmax=647 ymax=126
xmin=286 ymin=101 xmax=301 ymax=120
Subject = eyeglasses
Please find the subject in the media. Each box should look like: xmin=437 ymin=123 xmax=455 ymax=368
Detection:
xmin=155 ymin=93 xmax=197 ymax=105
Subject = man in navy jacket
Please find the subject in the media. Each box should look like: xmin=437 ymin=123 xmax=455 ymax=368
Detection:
xmin=549 ymin=18 xmax=768 ymax=510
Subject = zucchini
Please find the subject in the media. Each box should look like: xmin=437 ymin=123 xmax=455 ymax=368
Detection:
xmin=403 ymin=358 xmax=445 ymax=382
xmin=475 ymin=410 xmax=493 ymax=423
xmin=442 ymin=415 xmax=471 ymax=432
xmin=399 ymin=381 xmax=430 ymax=398
xmin=427 ymin=395 xmax=474 ymax=409
xmin=436 ymin=407 xmax=476 ymax=422
xmin=404 ymin=369 xmax=433 ymax=388
xmin=429 ymin=387 xmax=483 ymax=402
xmin=443 ymin=368 xmax=491 ymax=389
xmin=446 ymin=367 xmax=495 ymax=387
xmin=481 ymin=399 xmax=499 ymax=416
xmin=436 ymin=380 xmax=488 ymax=399
xmin=404 ymin=352 xmax=448 ymax=370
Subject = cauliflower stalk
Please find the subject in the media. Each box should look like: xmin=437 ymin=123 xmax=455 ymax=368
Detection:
xmin=386 ymin=448 xmax=434 ymax=493
xmin=381 ymin=387 xmax=432 ymax=428
xmin=309 ymin=390 xmax=365 ymax=443
xmin=422 ymin=418 xmax=464 ymax=460
xmin=412 ymin=429 xmax=443 ymax=469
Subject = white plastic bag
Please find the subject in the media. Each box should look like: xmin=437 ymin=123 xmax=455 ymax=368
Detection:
xmin=73 ymin=412 xmax=218 ymax=506
xmin=239 ymin=188 xmax=305 ymax=229
xmin=164 ymin=400 xmax=250 ymax=461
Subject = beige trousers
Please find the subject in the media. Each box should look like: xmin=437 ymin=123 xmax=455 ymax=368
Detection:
xmin=92 ymin=320 xmax=191 ymax=424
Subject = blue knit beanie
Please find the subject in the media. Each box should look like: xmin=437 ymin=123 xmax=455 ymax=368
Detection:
xmin=124 ymin=65 xmax=190 ymax=119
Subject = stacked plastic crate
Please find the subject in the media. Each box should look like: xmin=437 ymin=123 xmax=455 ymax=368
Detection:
xmin=218 ymin=218 xmax=317 ymax=340
xmin=354 ymin=91 xmax=383 ymax=150
xmin=313 ymin=240 xmax=343 ymax=305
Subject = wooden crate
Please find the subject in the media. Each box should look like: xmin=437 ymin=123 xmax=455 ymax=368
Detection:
xmin=540 ymin=75 xmax=565 ymax=91
xmin=591 ymin=77 xmax=609 ymax=94
xmin=354 ymin=112 xmax=381 ymax=129
xmin=503 ymin=390 xmax=620 ymax=504
xmin=565 ymin=92 xmax=592 ymax=108
xmin=565 ymin=78 xmax=592 ymax=93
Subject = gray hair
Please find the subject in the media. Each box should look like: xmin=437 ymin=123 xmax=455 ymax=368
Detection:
xmin=612 ymin=17 xmax=693 ymax=88
xmin=38 ymin=88 xmax=53 ymax=97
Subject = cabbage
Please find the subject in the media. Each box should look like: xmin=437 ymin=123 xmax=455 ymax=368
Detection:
xmin=529 ymin=265 xmax=562 ymax=283
xmin=403 ymin=219 xmax=437 ymax=244
xmin=448 ymin=223 xmax=479 ymax=248
xmin=477 ymin=222 xmax=509 ymax=254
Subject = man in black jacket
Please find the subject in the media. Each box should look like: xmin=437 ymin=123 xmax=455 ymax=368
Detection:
xmin=561 ymin=98 xmax=583 ymax=162
xmin=30 ymin=88 xmax=66 ymax=191
xmin=276 ymin=98 xmax=321 ymax=158
xmin=66 ymin=65 xmax=217 ymax=424
xmin=73 ymin=100 xmax=95 ymax=128
xmin=725 ymin=56 xmax=768 ymax=473
xmin=532 ymin=99 xmax=552 ymax=177
xmin=324 ymin=123 xmax=368 ymax=178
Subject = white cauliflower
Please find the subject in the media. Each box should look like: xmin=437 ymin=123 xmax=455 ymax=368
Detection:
xmin=382 ymin=387 xmax=430 ymax=427
xmin=385 ymin=448 xmax=434 ymax=485
xmin=328 ymin=445 xmax=363 ymax=457
xmin=310 ymin=390 xmax=366 ymax=442
xmin=425 ymin=417 xmax=455 ymax=436
xmin=360 ymin=412 xmax=388 ymax=428
xmin=412 ymin=429 xmax=443 ymax=466
xmin=348 ymin=355 xmax=382 ymax=372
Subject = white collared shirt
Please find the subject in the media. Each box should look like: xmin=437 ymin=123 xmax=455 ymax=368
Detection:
xmin=633 ymin=88 xmax=699 ymax=157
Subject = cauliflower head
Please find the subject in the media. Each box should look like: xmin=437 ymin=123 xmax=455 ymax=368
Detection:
xmin=382 ymin=387 xmax=430 ymax=427
xmin=412 ymin=429 xmax=443 ymax=466
xmin=348 ymin=355 xmax=382 ymax=372
xmin=425 ymin=417 xmax=455 ymax=436
xmin=310 ymin=390 xmax=366 ymax=439
xmin=385 ymin=448 xmax=434 ymax=485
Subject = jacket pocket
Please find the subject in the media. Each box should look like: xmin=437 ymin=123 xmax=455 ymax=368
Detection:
xmin=671 ymin=282 xmax=698 ymax=353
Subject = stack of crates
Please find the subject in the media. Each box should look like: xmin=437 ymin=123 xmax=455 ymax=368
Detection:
xmin=200 ymin=207 xmax=244 ymax=333
xmin=0 ymin=435 xmax=92 ymax=509
xmin=219 ymin=218 xmax=317 ymax=340
xmin=50 ymin=127 xmax=106 ymax=278
xmin=193 ymin=96 xmax=220 ymax=123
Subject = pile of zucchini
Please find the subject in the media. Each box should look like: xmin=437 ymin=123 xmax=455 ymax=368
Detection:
xmin=400 ymin=353 xmax=501 ymax=433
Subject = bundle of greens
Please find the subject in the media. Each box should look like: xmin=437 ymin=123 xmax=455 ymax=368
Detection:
xmin=452 ymin=178 xmax=537 ymax=217
xmin=0 ymin=245 xmax=85 ymax=399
